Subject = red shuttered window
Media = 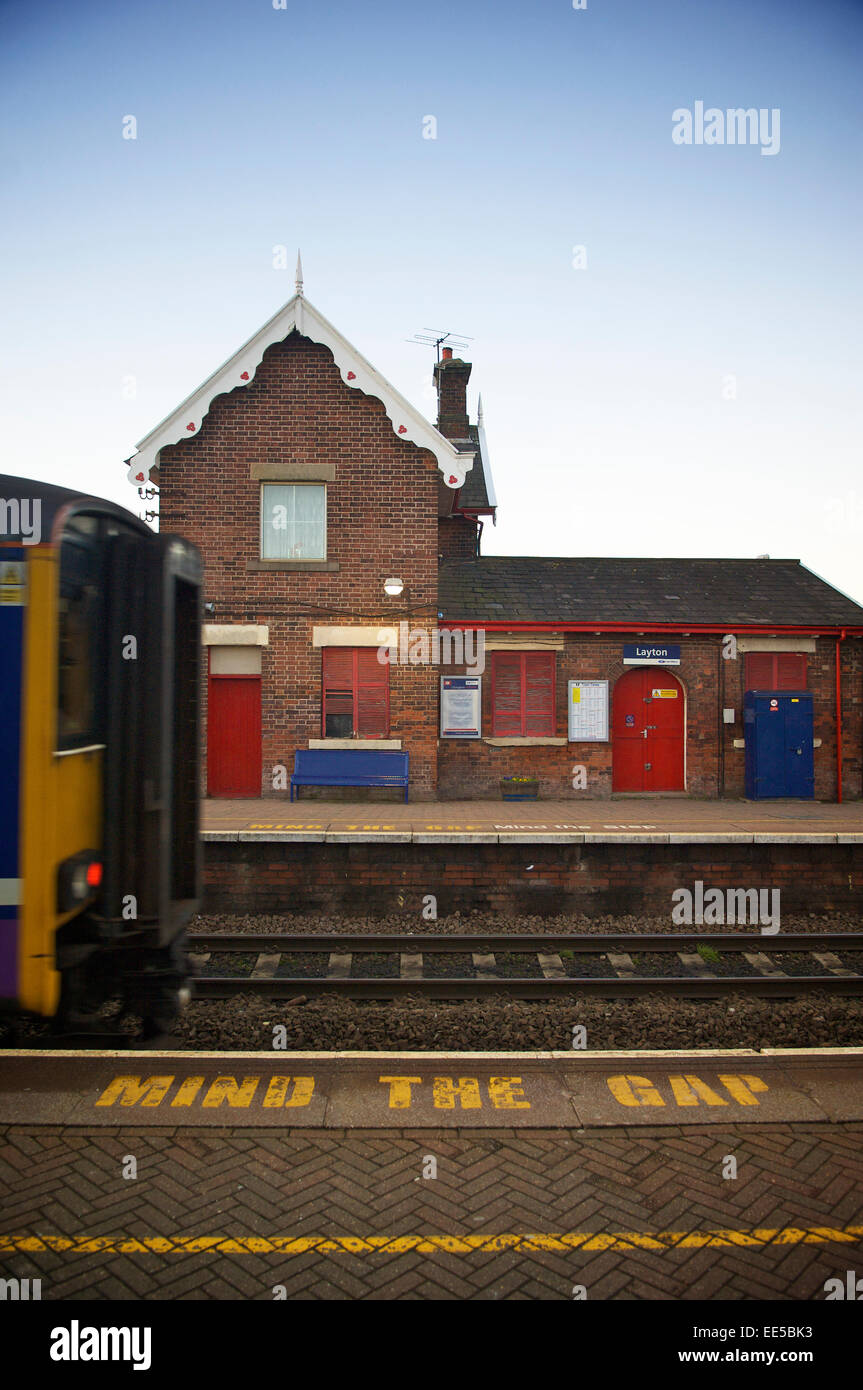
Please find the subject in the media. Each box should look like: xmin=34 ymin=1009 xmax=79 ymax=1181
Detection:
xmin=491 ymin=653 xmax=523 ymax=736
xmin=776 ymin=652 xmax=807 ymax=688
xmin=744 ymin=652 xmax=807 ymax=690
xmin=322 ymin=648 xmax=389 ymax=737
xmin=491 ymin=652 xmax=555 ymax=737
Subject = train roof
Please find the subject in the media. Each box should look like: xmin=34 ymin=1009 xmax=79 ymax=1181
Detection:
xmin=0 ymin=473 xmax=151 ymax=545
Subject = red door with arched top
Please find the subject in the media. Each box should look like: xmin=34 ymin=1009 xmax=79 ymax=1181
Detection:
xmin=612 ymin=667 xmax=685 ymax=792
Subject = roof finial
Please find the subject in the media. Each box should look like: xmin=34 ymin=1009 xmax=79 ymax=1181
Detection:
xmin=295 ymin=249 xmax=304 ymax=297
xmin=477 ymin=392 xmax=484 ymax=426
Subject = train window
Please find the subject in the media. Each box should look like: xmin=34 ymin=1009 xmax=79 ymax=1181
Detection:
xmin=57 ymin=516 xmax=105 ymax=748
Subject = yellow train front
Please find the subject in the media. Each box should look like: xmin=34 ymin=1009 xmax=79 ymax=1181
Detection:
xmin=0 ymin=474 xmax=202 ymax=1037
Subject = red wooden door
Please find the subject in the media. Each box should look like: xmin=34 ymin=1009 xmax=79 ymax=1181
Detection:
xmin=208 ymin=676 xmax=261 ymax=797
xmin=612 ymin=667 xmax=685 ymax=792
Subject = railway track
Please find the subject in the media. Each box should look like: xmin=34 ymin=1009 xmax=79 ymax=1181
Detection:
xmin=188 ymin=931 xmax=863 ymax=1000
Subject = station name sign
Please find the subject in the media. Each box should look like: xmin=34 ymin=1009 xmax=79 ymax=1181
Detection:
xmin=623 ymin=643 xmax=681 ymax=666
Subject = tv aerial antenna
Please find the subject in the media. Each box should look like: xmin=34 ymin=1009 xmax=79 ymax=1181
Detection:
xmin=406 ymin=328 xmax=473 ymax=362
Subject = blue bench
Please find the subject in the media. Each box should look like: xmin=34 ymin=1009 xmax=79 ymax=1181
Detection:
xmin=290 ymin=749 xmax=410 ymax=801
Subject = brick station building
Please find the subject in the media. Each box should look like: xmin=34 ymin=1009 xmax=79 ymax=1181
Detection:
xmin=129 ymin=274 xmax=863 ymax=803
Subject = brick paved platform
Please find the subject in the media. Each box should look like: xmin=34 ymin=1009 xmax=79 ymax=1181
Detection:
xmin=1 ymin=1122 xmax=861 ymax=1300
xmin=202 ymin=796 xmax=863 ymax=844
xmin=1 ymin=1050 xmax=862 ymax=1299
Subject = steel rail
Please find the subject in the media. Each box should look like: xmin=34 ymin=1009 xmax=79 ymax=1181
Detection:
xmin=188 ymin=931 xmax=863 ymax=954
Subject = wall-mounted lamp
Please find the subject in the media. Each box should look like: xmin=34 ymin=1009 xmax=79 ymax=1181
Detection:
xmin=204 ymin=602 xmax=216 ymax=614
xmin=383 ymin=577 xmax=404 ymax=597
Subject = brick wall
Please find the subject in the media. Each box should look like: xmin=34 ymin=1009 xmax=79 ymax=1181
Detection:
xmin=435 ymin=634 xmax=860 ymax=800
xmin=437 ymin=635 xmax=721 ymax=799
xmin=438 ymin=517 xmax=478 ymax=560
xmin=203 ymin=840 xmax=863 ymax=916
xmin=158 ymin=332 xmax=442 ymax=799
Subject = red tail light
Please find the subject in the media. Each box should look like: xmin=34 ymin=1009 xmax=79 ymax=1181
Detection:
xmin=57 ymin=850 xmax=103 ymax=913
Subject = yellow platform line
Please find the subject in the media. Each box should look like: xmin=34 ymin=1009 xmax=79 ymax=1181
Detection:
xmin=1 ymin=1225 xmax=862 ymax=1257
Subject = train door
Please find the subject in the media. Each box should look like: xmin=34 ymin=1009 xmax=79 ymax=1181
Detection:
xmin=207 ymin=647 xmax=261 ymax=797
xmin=612 ymin=667 xmax=685 ymax=792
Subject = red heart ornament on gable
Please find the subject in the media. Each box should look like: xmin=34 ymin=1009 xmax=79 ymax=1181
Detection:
xmin=346 ymin=371 xmax=356 ymax=381
xmin=448 ymin=474 xmax=458 ymax=485
xmin=398 ymin=425 xmax=407 ymax=434
xmin=186 ymin=423 xmax=195 ymax=432
xmin=240 ymin=371 xmax=249 ymax=381
xmin=135 ymin=472 xmax=144 ymax=482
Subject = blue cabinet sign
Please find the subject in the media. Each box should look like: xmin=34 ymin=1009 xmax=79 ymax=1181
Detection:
xmin=623 ymin=643 xmax=681 ymax=666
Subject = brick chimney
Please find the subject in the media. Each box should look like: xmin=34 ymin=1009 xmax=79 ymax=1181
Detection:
xmin=433 ymin=347 xmax=471 ymax=439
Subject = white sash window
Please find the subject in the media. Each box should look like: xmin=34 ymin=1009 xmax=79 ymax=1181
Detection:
xmin=260 ymin=483 xmax=326 ymax=560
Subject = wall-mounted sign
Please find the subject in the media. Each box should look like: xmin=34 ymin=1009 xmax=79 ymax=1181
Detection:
xmin=0 ymin=561 xmax=25 ymax=606
xmin=440 ymin=676 xmax=481 ymax=738
xmin=623 ymin=643 xmax=681 ymax=666
xmin=568 ymin=680 xmax=609 ymax=742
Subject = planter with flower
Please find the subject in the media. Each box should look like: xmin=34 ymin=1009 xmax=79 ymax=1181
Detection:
xmin=500 ymin=775 xmax=539 ymax=801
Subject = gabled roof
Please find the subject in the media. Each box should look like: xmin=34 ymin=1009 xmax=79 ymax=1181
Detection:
xmin=125 ymin=292 xmax=474 ymax=491
xmin=438 ymin=556 xmax=863 ymax=629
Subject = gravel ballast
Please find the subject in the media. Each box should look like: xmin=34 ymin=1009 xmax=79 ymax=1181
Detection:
xmin=190 ymin=909 xmax=863 ymax=937
xmin=173 ymin=990 xmax=863 ymax=1052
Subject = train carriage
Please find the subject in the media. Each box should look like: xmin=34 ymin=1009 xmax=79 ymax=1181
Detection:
xmin=0 ymin=474 xmax=202 ymax=1037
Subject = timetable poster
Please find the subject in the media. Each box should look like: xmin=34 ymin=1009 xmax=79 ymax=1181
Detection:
xmin=567 ymin=679 xmax=609 ymax=742
xmin=440 ymin=676 xmax=482 ymax=738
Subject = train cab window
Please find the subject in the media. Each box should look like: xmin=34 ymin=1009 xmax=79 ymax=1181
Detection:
xmin=57 ymin=516 xmax=105 ymax=748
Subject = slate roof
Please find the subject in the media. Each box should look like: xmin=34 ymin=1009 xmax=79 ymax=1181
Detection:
xmin=455 ymin=424 xmax=494 ymax=511
xmin=438 ymin=556 xmax=863 ymax=627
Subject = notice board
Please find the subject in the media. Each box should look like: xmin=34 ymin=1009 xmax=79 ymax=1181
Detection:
xmin=440 ymin=676 xmax=482 ymax=738
xmin=567 ymin=679 xmax=609 ymax=742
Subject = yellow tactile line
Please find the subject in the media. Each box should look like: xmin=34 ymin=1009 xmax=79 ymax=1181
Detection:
xmin=1 ymin=1226 xmax=862 ymax=1256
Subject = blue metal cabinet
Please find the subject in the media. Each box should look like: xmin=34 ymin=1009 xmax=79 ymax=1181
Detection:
xmin=743 ymin=691 xmax=814 ymax=799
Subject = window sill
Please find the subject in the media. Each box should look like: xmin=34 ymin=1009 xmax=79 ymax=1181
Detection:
xmin=308 ymin=738 xmax=402 ymax=750
xmin=248 ymin=560 xmax=339 ymax=572
xmin=483 ymin=737 xmax=566 ymax=746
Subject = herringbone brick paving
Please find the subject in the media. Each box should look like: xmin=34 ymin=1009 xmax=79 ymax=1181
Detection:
xmin=0 ymin=1123 xmax=861 ymax=1299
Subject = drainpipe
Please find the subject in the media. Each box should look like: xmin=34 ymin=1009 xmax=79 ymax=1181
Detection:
xmin=718 ymin=640 xmax=725 ymax=798
xmin=457 ymin=510 xmax=485 ymax=557
xmin=836 ymin=628 xmax=846 ymax=803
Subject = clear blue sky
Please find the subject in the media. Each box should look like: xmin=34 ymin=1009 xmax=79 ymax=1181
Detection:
xmin=2 ymin=0 xmax=861 ymax=600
